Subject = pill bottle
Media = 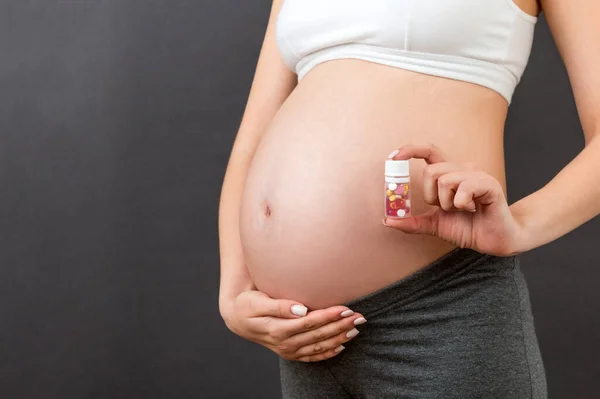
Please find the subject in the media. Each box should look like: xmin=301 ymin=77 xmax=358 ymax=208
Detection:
xmin=384 ymin=159 xmax=411 ymax=218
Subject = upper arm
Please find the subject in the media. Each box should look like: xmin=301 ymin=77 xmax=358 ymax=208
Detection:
xmin=232 ymin=0 xmax=297 ymax=158
xmin=541 ymin=0 xmax=600 ymax=143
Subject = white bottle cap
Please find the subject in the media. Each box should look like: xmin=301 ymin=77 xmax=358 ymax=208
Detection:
xmin=385 ymin=159 xmax=410 ymax=177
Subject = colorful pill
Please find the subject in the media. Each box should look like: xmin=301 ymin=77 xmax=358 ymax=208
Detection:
xmin=388 ymin=183 xmax=398 ymax=191
xmin=389 ymin=195 xmax=396 ymax=201
xmin=396 ymin=209 xmax=406 ymax=217
xmin=386 ymin=189 xmax=393 ymax=196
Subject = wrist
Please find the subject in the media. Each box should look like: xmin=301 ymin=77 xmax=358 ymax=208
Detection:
xmin=219 ymin=296 xmax=238 ymax=330
xmin=218 ymin=274 xmax=257 ymax=319
xmin=508 ymin=201 xmax=535 ymax=255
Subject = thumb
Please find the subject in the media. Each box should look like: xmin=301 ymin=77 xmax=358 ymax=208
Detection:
xmin=247 ymin=291 xmax=309 ymax=319
xmin=382 ymin=209 xmax=438 ymax=235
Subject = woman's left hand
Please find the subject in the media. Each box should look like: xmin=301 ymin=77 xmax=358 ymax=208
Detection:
xmin=383 ymin=144 xmax=524 ymax=256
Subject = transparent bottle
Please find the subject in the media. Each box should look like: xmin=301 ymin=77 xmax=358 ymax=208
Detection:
xmin=384 ymin=159 xmax=411 ymax=218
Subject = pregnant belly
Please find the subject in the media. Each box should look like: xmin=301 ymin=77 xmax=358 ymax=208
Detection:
xmin=239 ymin=60 xmax=508 ymax=310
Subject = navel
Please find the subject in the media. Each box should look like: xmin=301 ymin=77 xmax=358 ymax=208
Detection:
xmin=263 ymin=200 xmax=273 ymax=219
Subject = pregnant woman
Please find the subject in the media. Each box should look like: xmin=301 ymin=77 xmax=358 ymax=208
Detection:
xmin=219 ymin=0 xmax=600 ymax=397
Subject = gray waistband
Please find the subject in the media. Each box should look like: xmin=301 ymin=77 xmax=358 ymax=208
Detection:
xmin=341 ymin=247 xmax=514 ymax=318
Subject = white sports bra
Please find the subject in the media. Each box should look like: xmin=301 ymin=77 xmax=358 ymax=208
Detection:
xmin=275 ymin=0 xmax=538 ymax=105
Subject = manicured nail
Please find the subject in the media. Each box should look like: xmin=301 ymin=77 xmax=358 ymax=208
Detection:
xmin=353 ymin=317 xmax=367 ymax=325
xmin=387 ymin=149 xmax=400 ymax=159
xmin=291 ymin=305 xmax=307 ymax=316
xmin=346 ymin=328 xmax=360 ymax=338
xmin=334 ymin=345 xmax=345 ymax=353
xmin=341 ymin=310 xmax=354 ymax=317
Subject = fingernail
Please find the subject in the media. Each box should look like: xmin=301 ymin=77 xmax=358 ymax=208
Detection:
xmin=341 ymin=310 xmax=354 ymax=317
xmin=382 ymin=218 xmax=391 ymax=227
xmin=353 ymin=317 xmax=367 ymax=325
xmin=334 ymin=345 xmax=345 ymax=353
xmin=346 ymin=328 xmax=360 ymax=338
xmin=387 ymin=149 xmax=400 ymax=159
xmin=291 ymin=305 xmax=307 ymax=316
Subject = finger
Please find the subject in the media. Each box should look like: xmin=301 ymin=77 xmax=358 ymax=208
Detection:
xmin=388 ymin=143 xmax=448 ymax=164
xmin=244 ymin=291 xmax=309 ymax=319
xmin=280 ymin=306 xmax=360 ymax=338
xmin=294 ymin=324 xmax=363 ymax=357
xmin=454 ymin=173 xmax=503 ymax=209
xmin=285 ymin=313 xmax=366 ymax=350
xmin=422 ymin=162 xmax=478 ymax=206
xmin=436 ymin=170 xmax=477 ymax=211
xmin=296 ymin=345 xmax=346 ymax=363
xmin=383 ymin=208 xmax=439 ymax=236
xmin=249 ymin=305 xmax=356 ymax=340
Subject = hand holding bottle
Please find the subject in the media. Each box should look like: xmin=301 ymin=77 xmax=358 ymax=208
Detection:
xmin=383 ymin=143 xmax=525 ymax=256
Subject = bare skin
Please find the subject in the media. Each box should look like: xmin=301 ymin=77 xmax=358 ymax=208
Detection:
xmin=220 ymin=0 xmax=600 ymax=363
xmin=240 ymin=59 xmax=507 ymax=310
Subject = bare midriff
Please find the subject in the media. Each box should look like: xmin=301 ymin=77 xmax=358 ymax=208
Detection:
xmin=239 ymin=59 xmax=509 ymax=310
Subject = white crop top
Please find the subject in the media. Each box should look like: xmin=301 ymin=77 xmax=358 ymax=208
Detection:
xmin=275 ymin=0 xmax=538 ymax=104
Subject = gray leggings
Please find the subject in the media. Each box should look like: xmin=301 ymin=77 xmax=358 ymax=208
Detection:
xmin=279 ymin=248 xmax=547 ymax=398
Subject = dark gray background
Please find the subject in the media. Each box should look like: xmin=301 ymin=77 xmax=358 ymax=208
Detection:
xmin=0 ymin=1 xmax=597 ymax=398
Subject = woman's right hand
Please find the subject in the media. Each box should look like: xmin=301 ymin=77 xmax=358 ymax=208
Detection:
xmin=223 ymin=290 xmax=367 ymax=363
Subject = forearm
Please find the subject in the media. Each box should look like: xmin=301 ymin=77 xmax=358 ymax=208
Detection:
xmin=218 ymin=0 xmax=297 ymax=316
xmin=510 ymin=135 xmax=600 ymax=253
xmin=218 ymin=147 xmax=258 ymax=316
